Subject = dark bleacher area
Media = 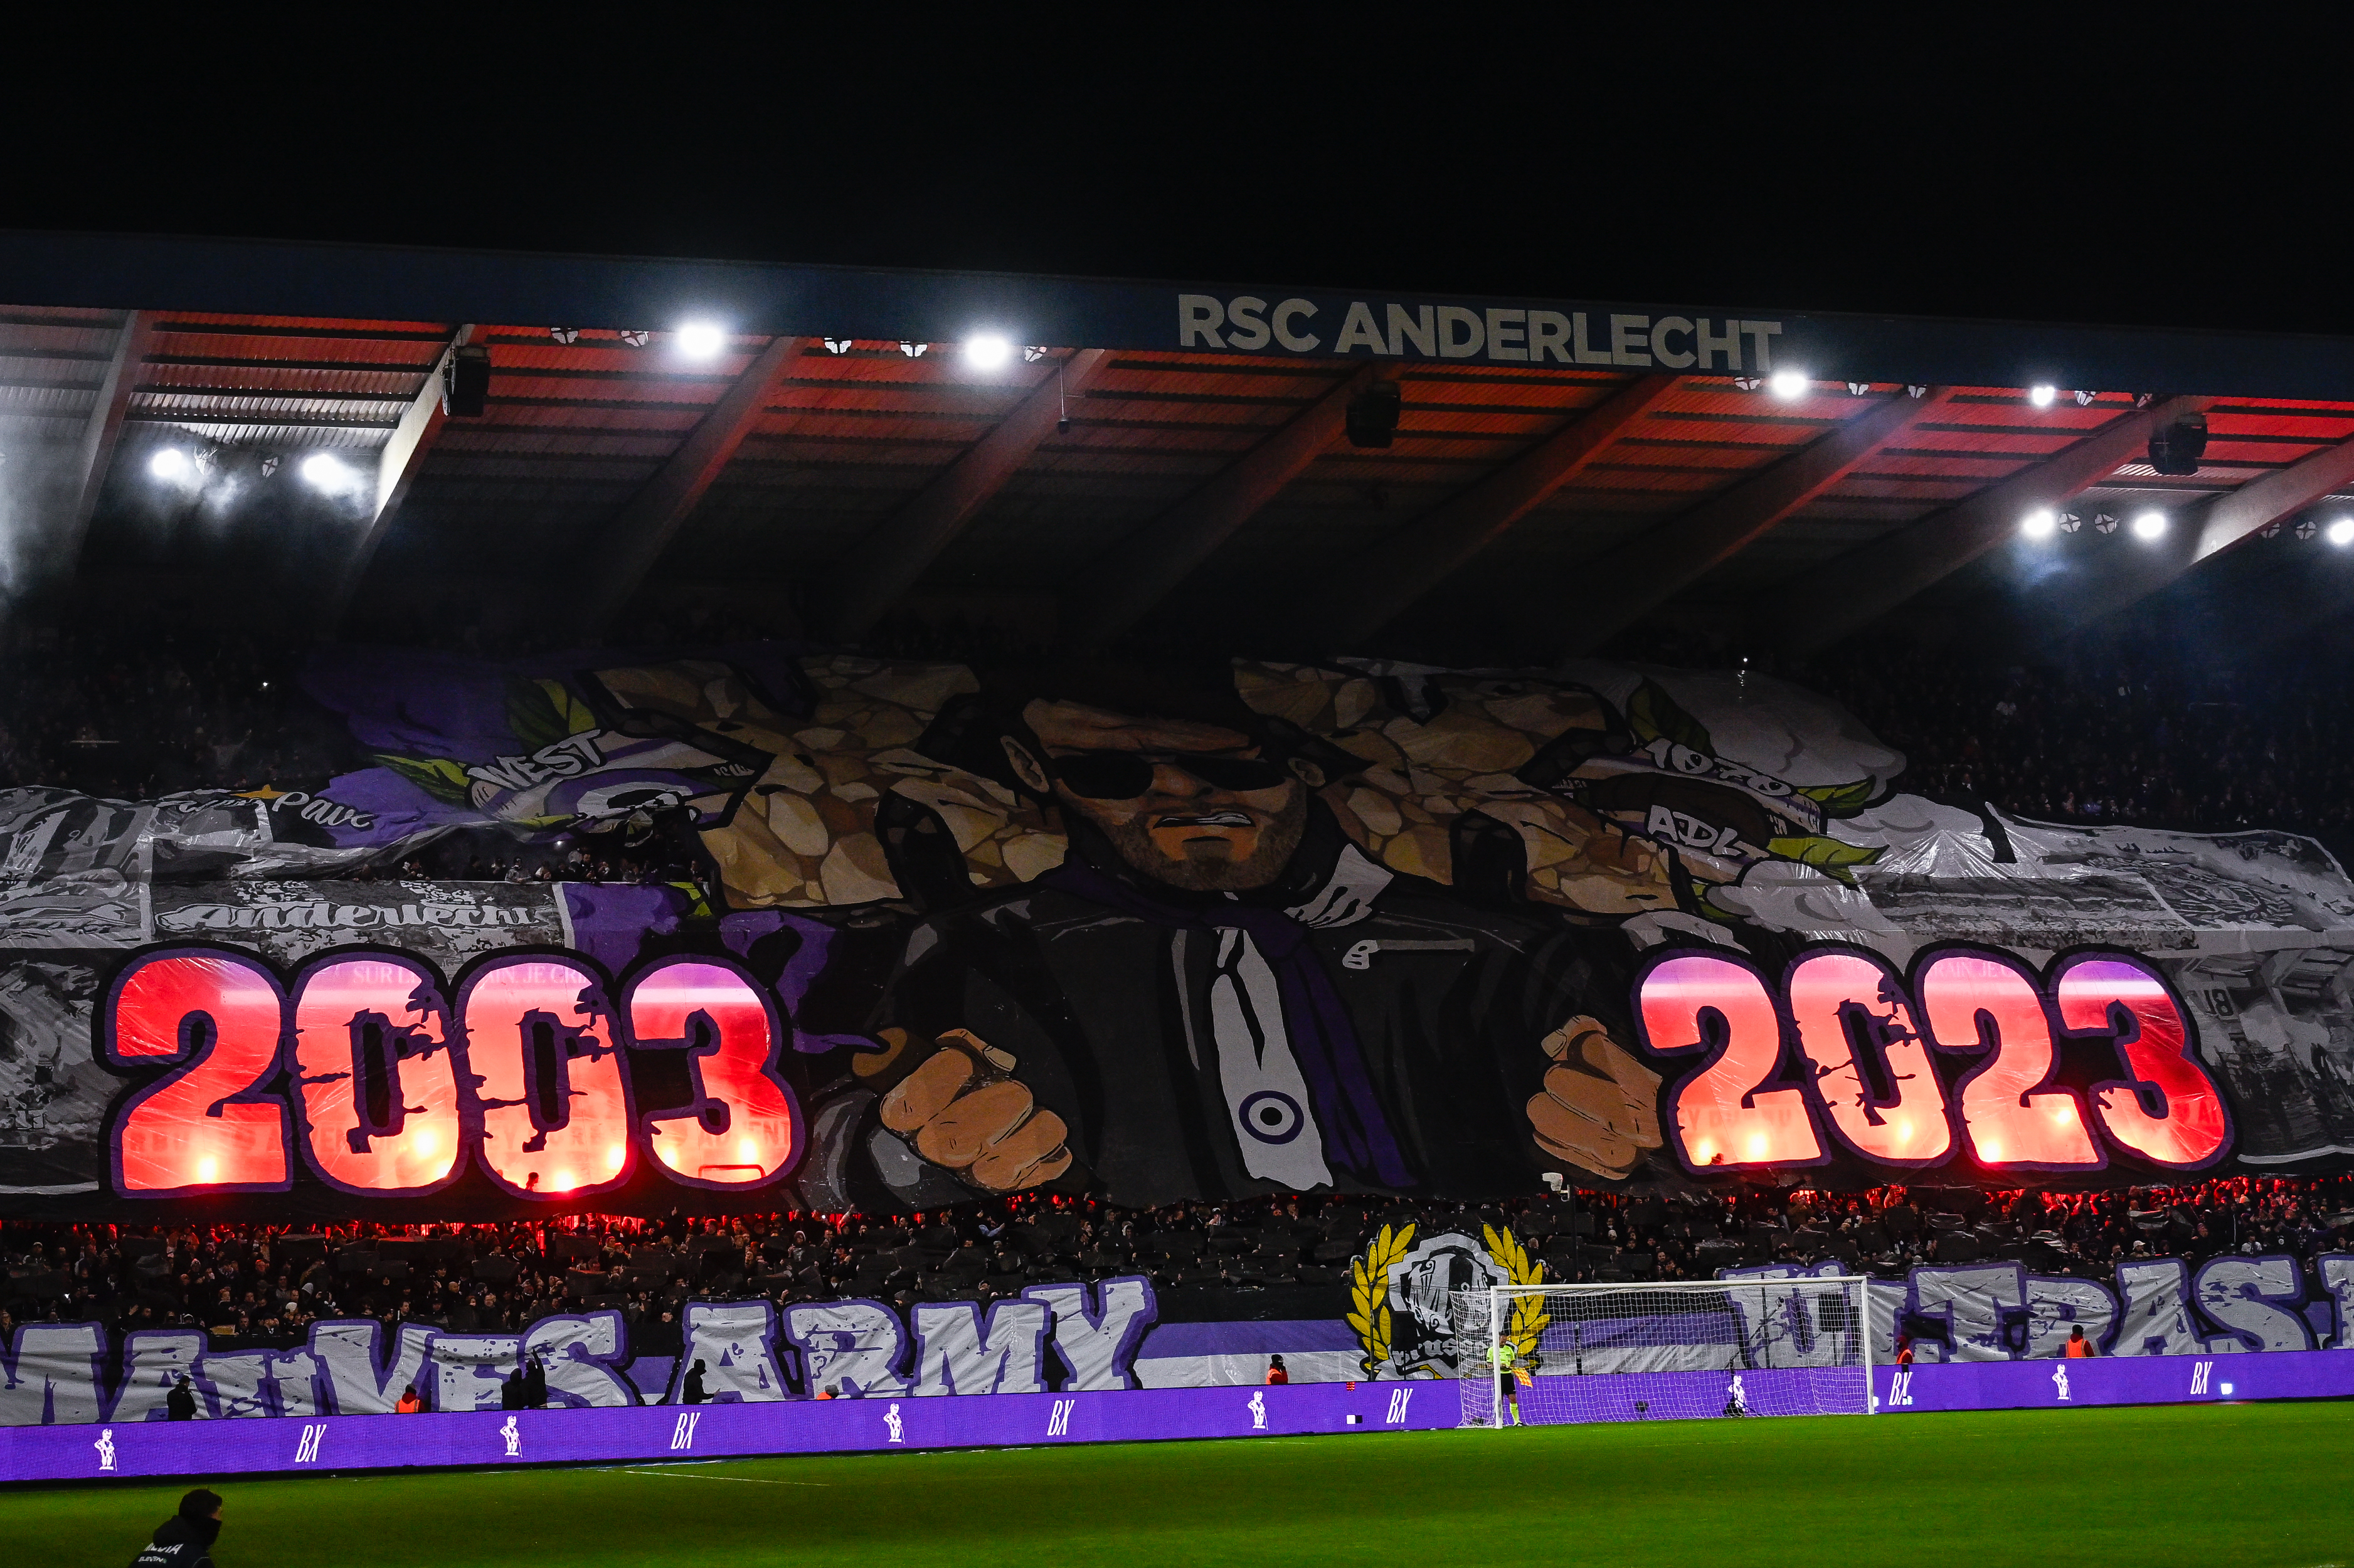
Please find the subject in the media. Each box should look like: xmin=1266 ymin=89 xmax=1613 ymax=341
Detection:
xmin=6 ymin=1175 xmax=2351 ymax=1352
xmin=6 ymin=619 xmax=2354 ymax=864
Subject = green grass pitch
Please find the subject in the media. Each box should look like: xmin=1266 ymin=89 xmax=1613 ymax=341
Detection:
xmin=16 ymin=1401 xmax=2350 ymax=1567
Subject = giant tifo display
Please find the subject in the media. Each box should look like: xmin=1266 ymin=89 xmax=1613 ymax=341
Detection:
xmin=8 ymin=645 xmax=2346 ymax=1212
xmin=8 ymin=644 xmax=2354 ymax=1436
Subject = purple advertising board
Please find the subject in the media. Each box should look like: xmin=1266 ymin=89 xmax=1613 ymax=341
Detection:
xmin=1874 ymin=1347 xmax=2354 ymax=1412
xmin=13 ymin=1352 xmax=2354 ymax=1486
xmin=2 ymin=1379 xmax=1457 ymax=1485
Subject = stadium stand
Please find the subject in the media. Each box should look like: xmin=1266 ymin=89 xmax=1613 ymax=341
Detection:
xmin=6 ymin=1175 xmax=2350 ymax=1357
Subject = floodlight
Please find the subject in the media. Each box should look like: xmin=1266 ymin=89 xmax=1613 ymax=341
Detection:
xmin=149 ymin=449 xmax=189 ymax=480
xmin=2021 ymin=509 xmax=2057 ymax=539
xmin=2329 ymin=517 xmax=2354 ymax=546
xmin=548 ymin=327 xmax=578 ymax=345
xmin=1766 ymin=369 xmax=1809 ymax=400
xmin=2131 ymin=511 xmax=2167 ymax=540
xmin=674 ymin=322 xmax=726 ymax=359
xmin=301 ymin=453 xmax=348 ymax=489
xmin=2028 ymin=384 xmax=2057 ymax=408
xmin=964 ymin=333 xmax=1012 ymax=370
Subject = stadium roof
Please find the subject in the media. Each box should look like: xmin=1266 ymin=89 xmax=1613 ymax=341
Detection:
xmin=4 ymin=229 xmax=2353 ymax=663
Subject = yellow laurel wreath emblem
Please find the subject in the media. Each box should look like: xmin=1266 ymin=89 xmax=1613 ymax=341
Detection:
xmin=1347 ymin=1222 xmax=1417 ymax=1378
xmin=1483 ymin=1222 xmax=1551 ymax=1363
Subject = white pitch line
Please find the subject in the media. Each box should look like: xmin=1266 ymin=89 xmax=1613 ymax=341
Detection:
xmin=615 ymin=1468 xmax=830 ymax=1486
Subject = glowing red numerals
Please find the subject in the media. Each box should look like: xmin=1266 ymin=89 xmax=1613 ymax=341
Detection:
xmin=1786 ymin=950 xmax=1954 ymax=1165
xmin=1637 ymin=953 xmax=1822 ymax=1170
xmin=2055 ymin=955 xmax=2229 ymax=1170
xmin=459 ymin=957 xmax=635 ymax=1199
xmin=104 ymin=950 xmax=290 ymax=1194
xmin=1917 ymin=951 xmax=2101 ymax=1170
xmin=625 ymin=957 xmax=802 ymax=1189
xmin=288 ymin=955 xmax=465 ymax=1195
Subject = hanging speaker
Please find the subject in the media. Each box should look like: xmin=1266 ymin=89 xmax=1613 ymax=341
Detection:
xmin=442 ymin=345 xmax=492 ymax=418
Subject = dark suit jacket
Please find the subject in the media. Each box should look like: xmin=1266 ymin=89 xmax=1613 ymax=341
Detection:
xmin=800 ymin=816 xmax=1635 ymax=1209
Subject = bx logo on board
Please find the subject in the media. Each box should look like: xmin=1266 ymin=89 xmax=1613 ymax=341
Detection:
xmin=1046 ymin=1398 xmax=1076 ymax=1438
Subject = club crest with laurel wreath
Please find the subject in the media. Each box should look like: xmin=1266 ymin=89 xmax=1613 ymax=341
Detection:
xmin=1348 ymin=1222 xmax=1548 ymax=1379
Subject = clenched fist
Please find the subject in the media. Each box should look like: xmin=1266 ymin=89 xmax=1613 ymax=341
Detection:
xmin=1525 ymin=1015 xmax=1663 ymax=1181
xmin=874 ymin=1029 xmax=1073 ymax=1192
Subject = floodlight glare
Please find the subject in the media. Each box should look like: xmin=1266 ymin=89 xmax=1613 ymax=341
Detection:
xmin=2131 ymin=510 xmax=2168 ymax=540
xmin=2021 ymin=509 xmax=2057 ymax=539
xmin=2028 ymin=384 xmax=2057 ymax=408
xmin=301 ymin=453 xmax=347 ymax=489
xmin=674 ymin=322 xmax=726 ymax=359
xmin=149 ymin=449 xmax=189 ymax=480
xmin=1766 ymin=369 xmax=1810 ymax=401
xmin=964 ymin=333 xmax=1012 ymax=369
xmin=2329 ymin=517 xmax=2354 ymax=546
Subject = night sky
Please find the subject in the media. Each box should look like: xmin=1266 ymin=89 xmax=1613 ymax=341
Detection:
xmin=6 ymin=26 xmax=2338 ymax=336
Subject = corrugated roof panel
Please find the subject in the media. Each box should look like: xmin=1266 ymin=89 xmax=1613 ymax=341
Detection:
xmin=141 ymin=362 xmax=425 ymax=400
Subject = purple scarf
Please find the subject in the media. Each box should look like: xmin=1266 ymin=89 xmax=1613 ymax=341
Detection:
xmin=1044 ymin=861 xmax=1414 ymax=1189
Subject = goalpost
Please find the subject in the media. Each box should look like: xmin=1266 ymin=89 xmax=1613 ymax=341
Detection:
xmin=1452 ymin=1277 xmax=1877 ymax=1428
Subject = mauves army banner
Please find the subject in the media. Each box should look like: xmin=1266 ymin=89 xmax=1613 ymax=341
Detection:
xmin=5 ymin=645 xmax=2353 ymax=1218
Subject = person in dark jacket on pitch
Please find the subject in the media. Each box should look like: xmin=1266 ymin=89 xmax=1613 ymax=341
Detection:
xmin=500 ymin=1368 xmax=524 ymax=1410
xmin=683 ymin=1360 xmax=708 ymax=1404
xmin=522 ymin=1355 xmax=548 ymax=1409
xmin=130 ymin=1488 xmax=222 ymax=1568
xmin=164 ymin=1376 xmax=198 ymax=1421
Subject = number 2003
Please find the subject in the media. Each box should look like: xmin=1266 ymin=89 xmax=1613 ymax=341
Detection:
xmin=102 ymin=947 xmax=804 ymax=1199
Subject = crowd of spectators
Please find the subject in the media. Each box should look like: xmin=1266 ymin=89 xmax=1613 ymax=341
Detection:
xmin=1802 ymin=645 xmax=2354 ymax=862
xmin=0 ymin=627 xmax=345 ymax=802
xmin=6 ymin=1176 xmax=2351 ymax=1363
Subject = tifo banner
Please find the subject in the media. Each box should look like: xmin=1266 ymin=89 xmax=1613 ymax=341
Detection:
xmin=5 ymin=647 xmax=2354 ymax=1216
xmin=9 ymin=1241 xmax=2354 ymax=1428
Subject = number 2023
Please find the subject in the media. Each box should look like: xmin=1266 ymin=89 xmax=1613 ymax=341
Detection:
xmin=1633 ymin=945 xmax=2230 ymax=1175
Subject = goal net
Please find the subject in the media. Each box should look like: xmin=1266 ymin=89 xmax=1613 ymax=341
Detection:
xmin=1452 ymin=1277 xmax=1875 ymax=1428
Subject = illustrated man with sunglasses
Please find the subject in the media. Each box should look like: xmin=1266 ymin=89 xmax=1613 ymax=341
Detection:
xmin=800 ymin=664 xmax=1662 ymax=1212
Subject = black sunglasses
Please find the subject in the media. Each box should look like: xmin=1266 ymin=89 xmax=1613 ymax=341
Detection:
xmin=1048 ymin=750 xmax=1291 ymax=800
